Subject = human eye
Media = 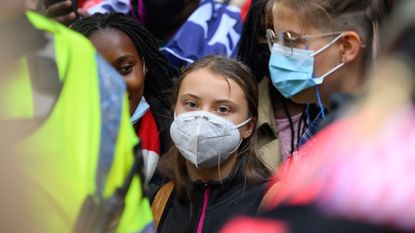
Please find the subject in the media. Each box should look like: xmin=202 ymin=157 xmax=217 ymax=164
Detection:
xmin=284 ymin=37 xmax=298 ymax=48
xmin=117 ymin=64 xmax=133 ymax=75
xmin=283 ymin=32 xmax=305 ymax=48
xmin=215 ymin=105 xmax=230 ymax=115
xmin=184 ymin=100 xmax=199 ymax=110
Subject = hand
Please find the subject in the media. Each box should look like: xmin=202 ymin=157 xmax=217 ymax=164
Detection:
xmin=43 ymin=0 xmax=88 ymax=26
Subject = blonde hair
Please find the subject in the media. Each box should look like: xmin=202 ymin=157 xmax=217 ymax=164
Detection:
xmin=275 ymin=0 xmax=386 ymax=66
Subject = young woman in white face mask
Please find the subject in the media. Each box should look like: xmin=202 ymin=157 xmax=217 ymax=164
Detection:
xmin=152 ymin=55 xmax=271 ymax=233
xmin=267 ymin=0 xmax=386 ymax=146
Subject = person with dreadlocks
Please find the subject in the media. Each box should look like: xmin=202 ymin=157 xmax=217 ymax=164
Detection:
xmin=41 ymin=0 xmax=244 ymax=69
xmin=72 ymin=13 xmax=179 ymax=183
xmin=237 ymin=0 xmax=309 ymax=170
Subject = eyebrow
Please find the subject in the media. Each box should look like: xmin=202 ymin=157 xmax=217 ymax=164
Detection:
xmin=278 ymin=30 xmax=303 ymax=38
xmin=180 ymin=93 xmax=237 ymax=106
xmin=180 ymin=93 xmax=201 ymax=100
xmin=113 ymin=55 xmax=137 ymax=65
xmin=274 ymin=24 xmax=302 ymax=36
xmin=288 ymin=31 xmax=302 ymax=38
xmin=213 ymin=99 xmax=237 ymax=107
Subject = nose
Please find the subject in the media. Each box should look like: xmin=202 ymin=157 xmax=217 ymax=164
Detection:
xmin=196 ymin=105 xmax=216 ymax=115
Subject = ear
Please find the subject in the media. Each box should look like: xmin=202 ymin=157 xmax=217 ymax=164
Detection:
xmin=241 ymin=119 xmax=255 ymax=139
xmin=339 ymin=31 xmax=364 ymax=63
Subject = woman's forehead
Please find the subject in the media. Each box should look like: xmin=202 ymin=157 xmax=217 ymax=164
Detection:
xmin=89 ymin=29 xmax=141 ymax=60
xmin=179 ymin=68 xmax=246 ymax=102
xmin=273 ymin=2 xmax=316 ymax=35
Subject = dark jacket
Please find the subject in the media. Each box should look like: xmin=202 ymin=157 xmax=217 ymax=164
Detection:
xmin=157 ymin=163 xmax=267 ymax=233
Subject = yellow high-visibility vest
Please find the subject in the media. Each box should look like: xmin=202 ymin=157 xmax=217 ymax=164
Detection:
xmin=5 ymin=11 xmax=154 ymax=233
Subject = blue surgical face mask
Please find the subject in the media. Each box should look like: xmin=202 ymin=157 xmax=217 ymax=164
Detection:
xmin=268 ymin=33 xmax=345 ymax=99
xmin=131 ymin=97 xmax=150 ymax=124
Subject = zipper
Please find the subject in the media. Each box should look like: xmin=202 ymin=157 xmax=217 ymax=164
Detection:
xmin=196 ymin=181 xmax=210 ymax=233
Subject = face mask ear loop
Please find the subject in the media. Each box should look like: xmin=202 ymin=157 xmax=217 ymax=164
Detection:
xmin=312 ymin=33 xmax=345 ymax=56
xmin=315 ymin=85 xmax=326 ymax=119
xmin=217 ymin=149 xmax=223 ymax=185
xmin=218 ymin=117 xmax=251 ymax=181
xmin=236 ymin=117 xmax=252 ymax=129
xmin=317 ymin=63 xmax=345 ymax=80
xmin=218 ymin=121 xmax=226 ymax=185
xmin=215 ymin=117 xmax=252 ymax=181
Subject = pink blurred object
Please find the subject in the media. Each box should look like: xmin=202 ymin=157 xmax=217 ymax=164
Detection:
xmin=266 ymin=107 xmax=415 ymax=231
xmin=220 ymin=217 xmax=288 ymax=233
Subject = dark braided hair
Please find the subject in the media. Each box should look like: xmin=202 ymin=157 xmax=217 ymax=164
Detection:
xmin=71 ymin=13 xmax=179 ymax=108
xmin=238 ymin=0 xmax=273 ymax=83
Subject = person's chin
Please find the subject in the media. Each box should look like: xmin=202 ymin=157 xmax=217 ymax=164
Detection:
xmin=129 ymin=98 xmax=139 ymax=116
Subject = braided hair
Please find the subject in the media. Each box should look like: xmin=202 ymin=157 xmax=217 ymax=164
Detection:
xmin=71 ymin=13 xmax=179 ymax=108
xmin=238 ymin=0 xmax=273 ymax=83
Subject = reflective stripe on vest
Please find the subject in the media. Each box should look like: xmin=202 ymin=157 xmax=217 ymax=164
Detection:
xmin=27 ymin=35 xmax=62 ymax=119
xmin=12 ymin=11 xmax=122 ymax=232
xmin=95 ymin=54 xmax=124 ymax=198
xmin=10 ymin=11 xmax=153 ymax=233
xmin=21 ymin=12 xmax=102 ymax=231
xmin=25 ymin=12 xmax=125 ymax=199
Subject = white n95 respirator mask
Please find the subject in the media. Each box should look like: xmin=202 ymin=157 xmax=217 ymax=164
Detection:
xmin=170 ymin=111 xmax=251 ymax=169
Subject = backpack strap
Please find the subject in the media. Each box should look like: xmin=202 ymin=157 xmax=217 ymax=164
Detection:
xmin=151 ymin=181 xmax=174 ymax=229
xmin=259 ymin=181 xmax=281 ymax=211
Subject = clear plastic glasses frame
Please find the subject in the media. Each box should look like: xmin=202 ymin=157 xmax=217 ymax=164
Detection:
xmin=266 ymin=29 xmax=345 ymax=53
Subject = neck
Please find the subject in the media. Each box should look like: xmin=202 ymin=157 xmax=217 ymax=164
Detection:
xmin=269 ymin=83 xmax=305 ymax=118
xmin=186 ymin=152 xmax=239 ymax=181
xmin=337 ymin=56 xmax=367 ymax=96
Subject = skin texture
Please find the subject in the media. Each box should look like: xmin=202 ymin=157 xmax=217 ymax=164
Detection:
xmin=0 ymin=0 xmax=26 ymax=21
xmin=175 ymin=68 xmax=254 ymax=181
xmin=89 ymin=29 xmax=146 ymax=115
xmin=272 ymin=2 xmax=364 ymax=105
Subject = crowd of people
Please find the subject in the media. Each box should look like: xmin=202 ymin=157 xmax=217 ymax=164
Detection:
xmin=3 ymin=0 xmax=415 ymax=232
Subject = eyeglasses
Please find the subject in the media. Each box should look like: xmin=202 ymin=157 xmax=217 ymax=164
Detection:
xmin=266 ymin=29 xmax=345 ymax=52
